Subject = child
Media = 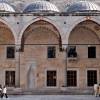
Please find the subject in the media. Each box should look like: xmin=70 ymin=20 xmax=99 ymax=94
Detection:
xmin=1 ymin=85 xmax=8 ymax=98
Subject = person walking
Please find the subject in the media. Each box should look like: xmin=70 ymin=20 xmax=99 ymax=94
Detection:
xmin=0 ymin=85 xmax=2 ymax=98
xmin=99 ymin=84 xmax=100 ymax=97
xmin=94 ymin=84 xmax=99 ymax=97
xmin=1 ymin=85 xmax=8 ymax=98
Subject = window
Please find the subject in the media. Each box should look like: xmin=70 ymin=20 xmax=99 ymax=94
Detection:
xmin=7 ymin=47 xmax=15 ymax=58
xmin=47 ymin=46 xmax=56 ymax=58
xmin=47 ymin=71 xmax=56 ymax=86
xmin=67 ymin=71 xmax=77 ymax=87
xmin=88 ymin=47 xmax=96 ymax=58
xmin=5 ymin=71 xmax=15 ymax=87
xmin=87 ymin=70 xmax=97 ymax=86
xmin=68 ymin=46 xmax=77 ymax=57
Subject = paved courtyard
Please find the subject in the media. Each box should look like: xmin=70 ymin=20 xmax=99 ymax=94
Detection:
xmin=1 ymin=95 xmax=100 ymax=100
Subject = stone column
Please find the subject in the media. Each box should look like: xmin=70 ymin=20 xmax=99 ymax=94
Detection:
xmin=15 ymin=45 xmax=21 ymax=87
xmin=99 ymin=68 xmax=100 ymax=84
xmin=62 ymin=45 xmax=68 ymax=87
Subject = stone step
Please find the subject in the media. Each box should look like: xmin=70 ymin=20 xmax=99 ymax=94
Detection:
xmin=7 ymin=88 xmax=94 ymax=95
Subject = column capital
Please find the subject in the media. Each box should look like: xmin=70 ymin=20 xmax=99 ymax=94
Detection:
xmin=16 ymin=45 xmax=21 ymax=52
xmin=62 ymin=45 xmax=68 ymax=51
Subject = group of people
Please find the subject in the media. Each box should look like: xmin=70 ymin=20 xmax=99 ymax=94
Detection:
xmin=94 ymin=84 xmax=100 ymax=97
xmin=0 ymin=85 xmax=8 ymax=98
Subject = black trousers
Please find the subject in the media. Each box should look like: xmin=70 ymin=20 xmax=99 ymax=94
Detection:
xmin=1 ymin=93 xmax=8 ymax=98
xmin=0 ymin=92 xmax=2 ymax=98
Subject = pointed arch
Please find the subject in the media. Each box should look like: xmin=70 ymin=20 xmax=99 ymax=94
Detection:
xmin=19 ymin=17 xmax=62 ymax=45
xmin=67 ymin=17 xmax=100 ymax=44
xmin=0 ymin=18 xmax=16 ymax=44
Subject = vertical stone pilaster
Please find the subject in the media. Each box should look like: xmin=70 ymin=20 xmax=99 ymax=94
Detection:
xmin=15 ymin=45 xmax=21 ymax=87
xmin=98 ymin=66 xmax=100 ymax=83
xmin=62 ymin=45 xmax=68 ymax=87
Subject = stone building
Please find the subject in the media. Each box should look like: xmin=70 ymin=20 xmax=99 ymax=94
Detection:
xmin=0 ymin=0 xmax=100 ymax=93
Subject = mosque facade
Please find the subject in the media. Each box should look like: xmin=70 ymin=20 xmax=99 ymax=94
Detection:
xmin=0 ymin=0 xmax=100 ymax=93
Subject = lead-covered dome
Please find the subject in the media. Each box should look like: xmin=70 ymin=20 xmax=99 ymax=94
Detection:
xmin=23 ymin=1 xmax=59 ymax=13
xmin=0 ymin=1 xmax=15 ymax=12
xmin=66 ymin=1 xmax=100 ymax=13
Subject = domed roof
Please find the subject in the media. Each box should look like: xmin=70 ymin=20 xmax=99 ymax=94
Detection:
xmin=66 ymin=1 xmax=100 ymax=13
xmin=0 ymin=1 xmax=15 ymax=12
xmin=23 ymin=1 xmax=59 ymax=13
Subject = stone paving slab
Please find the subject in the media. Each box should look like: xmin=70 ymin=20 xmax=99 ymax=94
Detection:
xmin=0 ymin=95 xmax=100 ymax=100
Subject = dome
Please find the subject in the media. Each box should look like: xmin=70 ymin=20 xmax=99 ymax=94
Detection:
xmin=0 ymin=1 xmax=15 ymax=12
xmin=23 ymin=1 xmax=59 ymax=13
xmin=66 ymin=1 xmax=100 ymax=13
